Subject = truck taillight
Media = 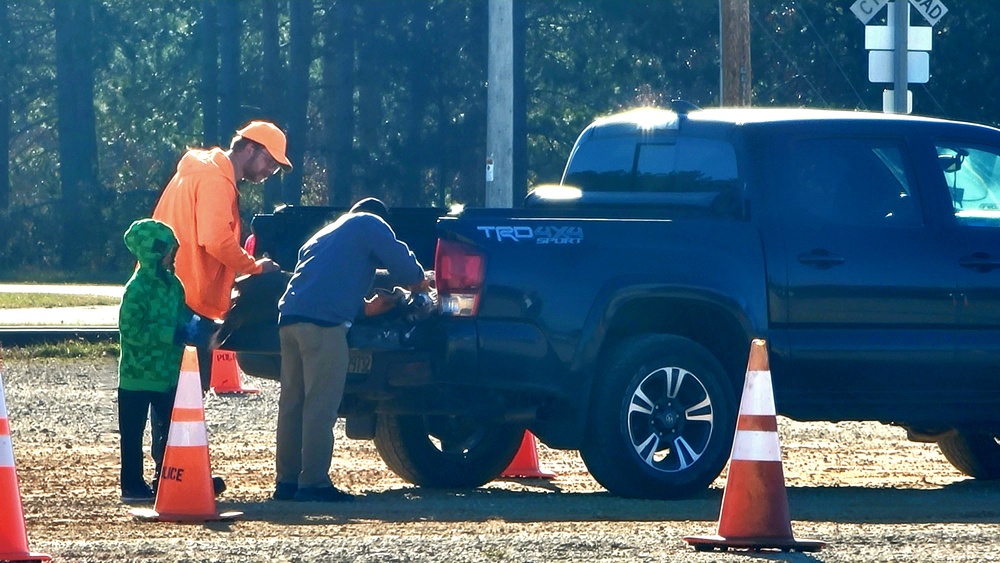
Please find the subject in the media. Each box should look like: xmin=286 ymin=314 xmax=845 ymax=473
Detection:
xmin=244 ymin=233 xmax=257 ymax=256
xmin=434 ymin=238 xmax=484 ymax=316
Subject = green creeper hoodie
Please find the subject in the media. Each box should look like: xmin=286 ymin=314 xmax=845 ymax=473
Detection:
xmin=118 ymin=219 xmax=188 ymax=392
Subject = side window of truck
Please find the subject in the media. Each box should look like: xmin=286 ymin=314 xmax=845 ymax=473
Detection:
xmin=934 ymin=143 xmax=1000 ymax=227
xmin=782 ymin=137 xmax=920 ymax=227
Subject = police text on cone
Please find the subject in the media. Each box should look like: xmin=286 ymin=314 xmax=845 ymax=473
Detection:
xmin=210 ymin=349 xmax=259 ymax=394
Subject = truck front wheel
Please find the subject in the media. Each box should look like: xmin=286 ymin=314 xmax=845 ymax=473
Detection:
xmin=581 ymin=335 xmax=737 ymax=499
xmin=938 ymin=431 xmax=1000 ymax=479
xmin=374 ymin=414 xmax=524 ymax=488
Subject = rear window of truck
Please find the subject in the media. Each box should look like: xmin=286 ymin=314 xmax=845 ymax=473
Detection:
xmin=561 ymin=133 xmax=740 ymax=213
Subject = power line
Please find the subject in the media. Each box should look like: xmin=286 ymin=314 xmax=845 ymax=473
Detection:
xmin=794 ymin=1 xmax=869 ymax=110
xmin=749 ymin=7 xmax=829 ymax=106
xmin=916 ymin=83 xmax=950 ymax=119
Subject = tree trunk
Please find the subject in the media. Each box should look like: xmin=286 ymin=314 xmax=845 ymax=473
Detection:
xmin=218 ymin=0 xmax=241 ymax=138
xmin=0 ymin=0 xmax=10 ymax=210
xmin=261 ymin=0 xmax=283 ymax=209
xmin=200 ymin=0 xmax=220 ymax=146
xmin=458 ymin=0 xmax=488 ymax=207
xmin=284 ymin=0 xmax=312 ymax=205
xmin=54 ymin=0 xmax=100 ymax=270
xmin=402 ymin=1 xmax=430 ymax=207
xmin=323 ymin=0 xmax=355 ymax=207
xmin=356 ymin=3 xmax=383 ymax=196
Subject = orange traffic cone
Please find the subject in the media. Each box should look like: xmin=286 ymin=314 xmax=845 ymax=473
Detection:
xmin=209 ymin=349 xmax=259 ymax=394
xmin=0 ymin=365 xmax=51 ymax=562
xmin=131 ymin=347 xmax=242 ymax=522
xmin=684 ymin=339 xmax=824 ymax=552
xmin=500 ymin=431 xmax=556 ymax=479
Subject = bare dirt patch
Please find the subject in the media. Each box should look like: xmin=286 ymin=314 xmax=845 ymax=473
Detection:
xmin=4 ymin=357 xmax=1000 ymax=562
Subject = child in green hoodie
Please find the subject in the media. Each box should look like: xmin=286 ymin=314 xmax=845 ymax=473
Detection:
xmin=118 ymin=218 xmax=189 ymax=504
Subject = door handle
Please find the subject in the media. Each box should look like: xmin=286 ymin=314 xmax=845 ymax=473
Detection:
xmin=959 ymin=252 xmax=1000 ymax=273
xmin=797 ymin=249 xmax=846 ymax=270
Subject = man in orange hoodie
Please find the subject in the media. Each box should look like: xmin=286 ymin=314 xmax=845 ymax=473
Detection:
xmin=153 ymin=121 xmax=285 ymax=391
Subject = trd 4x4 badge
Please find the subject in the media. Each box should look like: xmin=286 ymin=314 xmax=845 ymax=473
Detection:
xmin=477 ymin=225 xmax=584 ymax=244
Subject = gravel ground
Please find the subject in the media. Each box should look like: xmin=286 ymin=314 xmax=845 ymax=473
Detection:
xmin=3 ymin=356 xmax=1000 ymax=562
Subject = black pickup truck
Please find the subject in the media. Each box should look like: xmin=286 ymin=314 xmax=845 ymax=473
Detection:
xmin=223 ymin=103 xmax=1000 ymax=499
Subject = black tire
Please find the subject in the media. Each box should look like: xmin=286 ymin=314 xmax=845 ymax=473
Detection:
xmin=373 ymin=414 xmax=525 ymax=488
xmin=938 ymin=430 xmax=1000 ymax=479
xmin=581 ymin=335 xmax=737 ymax=499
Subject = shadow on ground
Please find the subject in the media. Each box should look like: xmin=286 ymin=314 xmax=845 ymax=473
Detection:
xmin=220 ymin=478 xmax=1000 ymax=526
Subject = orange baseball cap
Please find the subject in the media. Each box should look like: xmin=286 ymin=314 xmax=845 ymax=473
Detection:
xmin=236 ymin=121 xmax=292 ymax=171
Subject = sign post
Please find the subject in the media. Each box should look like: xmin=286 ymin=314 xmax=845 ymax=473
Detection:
xmin=851 ymin=0 xmax=948 ymax=114
xmin=892 ymin=0 xmax=908 ymax=115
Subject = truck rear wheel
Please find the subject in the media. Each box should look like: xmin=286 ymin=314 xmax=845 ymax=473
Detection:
xmin=581 ymin=335 xmax=737 ymax=499
xmin=938 ymin=431 xmax=1000 ymax=479
xmin=374 ymin=414 xmax=524 ymax=488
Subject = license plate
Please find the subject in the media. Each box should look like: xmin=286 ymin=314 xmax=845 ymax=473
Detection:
xmin=348 ymin=350 xmax=373 ymax=374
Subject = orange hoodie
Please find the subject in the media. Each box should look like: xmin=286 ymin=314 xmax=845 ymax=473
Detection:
xmin=152 ymin=148 xmax=262 ymax=319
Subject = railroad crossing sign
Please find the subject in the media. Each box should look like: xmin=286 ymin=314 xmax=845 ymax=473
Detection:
xmin=850 ymin=0 xmax=948 ymax=113
xmin=851 ymin=0 xmax=947 ymax=26
xmin=850 ymin=0 xmax=890 ymax=24
xmin=907 ymin=0 xmax=948 ymax=26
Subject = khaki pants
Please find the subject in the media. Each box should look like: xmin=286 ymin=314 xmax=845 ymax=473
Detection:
xmin=276 ymin=322 xmax=349 ymax=488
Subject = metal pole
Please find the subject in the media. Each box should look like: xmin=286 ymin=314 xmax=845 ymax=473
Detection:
xmin=893 ymin=0 xmax=908 ymax=113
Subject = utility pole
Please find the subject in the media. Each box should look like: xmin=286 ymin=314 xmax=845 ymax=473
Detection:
xmin=486 ymin=0 xmax=525 ymax=207
xmin=719 ymin=0 xmax=752 ymax=107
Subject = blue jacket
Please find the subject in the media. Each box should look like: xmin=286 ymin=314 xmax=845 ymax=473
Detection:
xmin=277 ymin=212 xmax=424 ymax=326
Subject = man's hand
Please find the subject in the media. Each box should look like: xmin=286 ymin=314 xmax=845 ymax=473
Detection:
xmin=255 ymin=258 xmax=281 ymax=273
xmin=364 ymin=292 xmax=396 ymax=317
xmin=409 ymin=274 xmax=433 ymax=293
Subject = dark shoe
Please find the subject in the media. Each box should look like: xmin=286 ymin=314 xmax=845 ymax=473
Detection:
xmin=293 ymin=486 xmax=355 ymax=503
xmin=121 ymin=484 xmax=155 ymax=504
xmin=213 ymin=475 xmax=227 ymax=497
xmin=272 ymin=482 xmax=298 ymax=501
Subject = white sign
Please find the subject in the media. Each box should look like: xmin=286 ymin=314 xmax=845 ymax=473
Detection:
xmin=882 ymin=89 xmax=913 ymax=114
xmin=851 ymin=0 xmax=890 ymax=24
xmin=869 ymin=50 xmax=930 ymax=83
xmin=909 ymin=0 xmax=948 ymax=27
xmin=865 ymin=24 xmax=932 ymax=51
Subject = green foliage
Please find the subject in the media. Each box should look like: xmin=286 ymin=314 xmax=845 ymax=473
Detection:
xmin=2 ymin=0 xmax=1000 ymax=280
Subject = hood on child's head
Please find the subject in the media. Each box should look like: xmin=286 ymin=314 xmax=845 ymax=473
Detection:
xmin=124 ymin=219 xmax=178 ymax=268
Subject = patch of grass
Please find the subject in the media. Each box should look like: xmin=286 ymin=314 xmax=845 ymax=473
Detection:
xmin=0 ymin=269 xmax=130 ymax=284
xmin=2 ymin=339 xmax=119 ymax=360
xmin=0 ymin=294 xmax=121 ymax=309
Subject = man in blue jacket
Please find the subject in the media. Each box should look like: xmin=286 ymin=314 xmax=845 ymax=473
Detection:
xmin=273 ymin=197 xmax=425 ymax=502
